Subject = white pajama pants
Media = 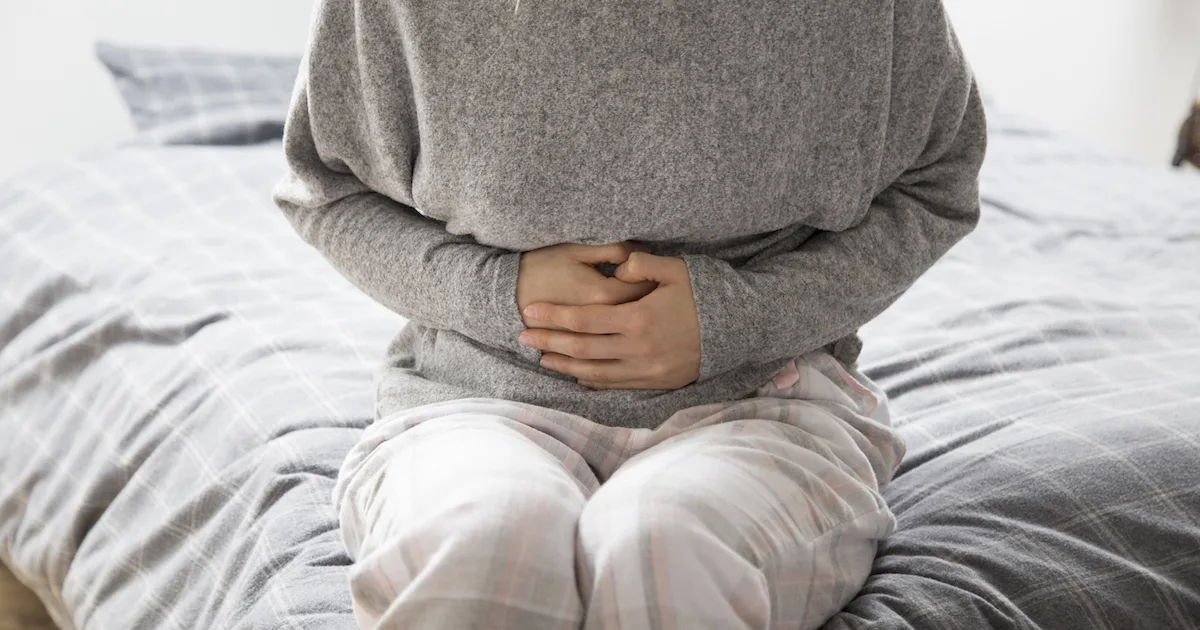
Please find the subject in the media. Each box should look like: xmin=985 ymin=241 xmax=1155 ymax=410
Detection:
xmin=332 ymin=351 xmax=906 ymax=630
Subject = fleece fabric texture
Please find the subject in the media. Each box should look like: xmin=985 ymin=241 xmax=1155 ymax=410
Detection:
xmin=273 ymin=0 xmax=987 ymax=429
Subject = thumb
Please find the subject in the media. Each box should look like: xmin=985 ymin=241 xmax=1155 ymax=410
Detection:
xmin=614 ymin=252 xmax=684 ymax=284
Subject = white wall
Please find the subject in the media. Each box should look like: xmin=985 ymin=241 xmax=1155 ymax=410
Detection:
xmin=944 ymin=0 xmax=1200 ymax=165
xmin=0 ymin=0 xmax=317 ymax=181
xmin=2 ymin=0 xmax=1200 ymax=180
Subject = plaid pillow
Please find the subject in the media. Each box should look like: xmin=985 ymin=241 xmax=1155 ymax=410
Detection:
xmin=96 ymin=42 xmax=300 ymax=146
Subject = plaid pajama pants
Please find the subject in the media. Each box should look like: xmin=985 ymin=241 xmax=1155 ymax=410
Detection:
xmin=332 ymin=351 xmax=906 ymax=630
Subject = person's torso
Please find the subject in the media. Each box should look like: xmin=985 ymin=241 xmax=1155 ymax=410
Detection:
xmin=347 ymin=0 xmax=899 ymax=255
xmin=335 ymin=0 xmax=902 ymax=424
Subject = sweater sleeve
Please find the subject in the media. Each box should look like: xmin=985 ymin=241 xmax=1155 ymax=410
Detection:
xmin=682 ymin=7 xmax=988 ymax=382
xmin=272 ymin=1 xmax=536 ymax=361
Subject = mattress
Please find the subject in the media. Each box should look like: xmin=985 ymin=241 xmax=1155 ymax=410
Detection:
xmin=1 ymin=107 xmax=1198 ymax=628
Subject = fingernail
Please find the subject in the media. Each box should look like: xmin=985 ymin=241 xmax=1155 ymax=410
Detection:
xmin=523 ymin=306 xmax=538 ymax=320
xmin=539 ymin=356 xmax=551 ymax=367
xmin=518 ymin=333 xmax=532 ymax=347
xmin=578 ymin=380 xmax=593 ymax=388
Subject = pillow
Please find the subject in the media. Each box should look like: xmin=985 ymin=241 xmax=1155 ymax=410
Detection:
xmin=96 ymin=42 xmax=300 ymax=146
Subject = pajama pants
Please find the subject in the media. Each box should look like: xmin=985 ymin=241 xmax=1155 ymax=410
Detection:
xmin=332 ymin=351 xmax=906 ymax=630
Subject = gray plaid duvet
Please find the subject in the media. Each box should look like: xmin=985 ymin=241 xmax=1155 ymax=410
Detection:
xmin=1 ymin=107 xmax=1198 ymax=629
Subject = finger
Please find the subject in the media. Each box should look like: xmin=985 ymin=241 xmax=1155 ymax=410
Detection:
xmin=523 ymin=302 xmax=630 ymax=334
xmin=614 ymin=252 xmax=687 ymax=284
xmin=596 ymin=276 xmax=658 ymax=304
xmin=518 ymin=329 xmax=630 ymax=359
xmin=538 ymin=354 xmax=638 ymax=382
xmin=569 ymin=242 xmax=638 ymax=265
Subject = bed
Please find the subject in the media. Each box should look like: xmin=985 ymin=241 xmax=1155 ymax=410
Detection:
xmin=1 ymin=45 xmax=1198 ymax=630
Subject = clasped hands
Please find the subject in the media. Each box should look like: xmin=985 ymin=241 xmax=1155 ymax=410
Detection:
xmin=516 ymin=242 xmax=701 ymax=390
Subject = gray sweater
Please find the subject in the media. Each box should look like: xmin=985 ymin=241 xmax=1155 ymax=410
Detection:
xmin=274 ymin=0 xmax=987 ymax=429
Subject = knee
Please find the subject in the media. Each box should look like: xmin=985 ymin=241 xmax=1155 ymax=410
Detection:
xmin=433 ymin=471 xmax=586 ymax=551
xmin=350 ymin=421 xmax=588 ymax=558
xmin=349 ymin=463 xmax=584 ymax=596
xmin=578 ymin=478 xmax=735 ymax=567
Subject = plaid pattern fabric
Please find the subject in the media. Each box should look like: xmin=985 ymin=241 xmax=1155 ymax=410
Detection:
xmin=334 ymin=352 xmax=902 ymax=629
xmin=828 ymin=109 xmax=1200 ymax=629
xmin=96 ymin=42 xmax=299 ymax=146
xmin=0 ymin=104 xmax=1197 ymax=629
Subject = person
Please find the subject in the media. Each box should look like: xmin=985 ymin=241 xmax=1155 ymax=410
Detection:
xmin=273 ymin=0 xmax=987 ymax=627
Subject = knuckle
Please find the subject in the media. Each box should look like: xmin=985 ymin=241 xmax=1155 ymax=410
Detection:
xmin=591 ymin=285 xmax=617 ymax=305
xmin=626 ymin=310 xmax=649 ymax=335
xmin=566 ymin=338 xmax=588 ymax=358
xmin=588 ymin=310 xmax=611 ymax=333
xmin=649 ymin=360 xmax=670 ymax=378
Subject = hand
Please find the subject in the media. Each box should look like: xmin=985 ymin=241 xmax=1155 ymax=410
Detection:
xmin=517 ymin=242 xmax=658 ymax=330
xmin=518 ymin=253 xmax=702 ymax=390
